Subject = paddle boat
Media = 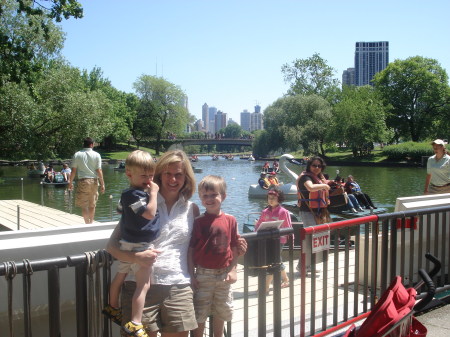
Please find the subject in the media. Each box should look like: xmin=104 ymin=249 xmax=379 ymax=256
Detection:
xmin=190 ymin=155 xmax=199 ymax=162
xmin=41 ymin=173 xmax=69 ymax=187
xmin=27 ymin=161 xmax=46 ymax=178
xmin=113 ymin=161 xmax=125 ymax=171
xmin=248 ymin=154 xmax=298 ymax=199
xmin=248 ymin=154 xmax=255 ymax=161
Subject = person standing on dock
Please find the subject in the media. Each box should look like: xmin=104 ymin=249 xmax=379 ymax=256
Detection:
xmin=424 ymin=139 xmax=450 ymax=194
xmin=68 ymin=137 xmax=105 ymax=224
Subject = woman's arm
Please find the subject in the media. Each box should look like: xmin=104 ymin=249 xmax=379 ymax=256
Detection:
xmin=304 ymin=180 xmax=330 ymax=192
xmin=106 ymin=224 xmax=158 ymax=268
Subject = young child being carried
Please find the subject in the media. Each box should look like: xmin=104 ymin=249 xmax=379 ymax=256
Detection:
xmin=103 ymin=150 xmax=160 ymax=337
xmin=188 ymin=175 xmax=240 ymax=337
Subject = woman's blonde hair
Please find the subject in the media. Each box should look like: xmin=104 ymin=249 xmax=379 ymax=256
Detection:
xmin=154 ymin=150 xmax=196 ymax=200
xmin=125 ymin=150 xmax=155 ymax=172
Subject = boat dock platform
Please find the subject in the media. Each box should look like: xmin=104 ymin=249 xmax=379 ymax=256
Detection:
xmin=0 ymin=200 xmax=92 ymax=231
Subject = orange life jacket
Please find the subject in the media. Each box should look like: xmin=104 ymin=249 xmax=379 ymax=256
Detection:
xmin=297 ymin=172 xmax=328 ymax=209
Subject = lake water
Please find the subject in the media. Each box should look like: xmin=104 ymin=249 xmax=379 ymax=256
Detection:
xmin=0 ymin=156 xmax=426 ymax=232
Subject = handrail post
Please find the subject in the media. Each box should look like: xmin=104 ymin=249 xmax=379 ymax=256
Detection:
xmin=48 ymin=266 xmax=61 ymax=337
xmin=17 ymin=205 xmax=20 ymax=230
xmin=69 ymin=189 xmax=72 ymax=214
xmin=21 ymin=177 xmax=24 ymax=200
xmin=40 ymin=181 xmax=44 ymax=206
xmin=109 ymin=195 xmax=113 ymax=220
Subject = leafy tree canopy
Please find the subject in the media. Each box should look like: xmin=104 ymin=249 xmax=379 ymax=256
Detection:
xmin=282 ymin=52 xmax=341 ymax=103
xmin=373 ymin=56 xmax=450 ymax=142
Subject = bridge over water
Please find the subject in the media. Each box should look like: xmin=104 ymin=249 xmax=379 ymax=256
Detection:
xmin=175 ymin=138 xmax=253 ymax=146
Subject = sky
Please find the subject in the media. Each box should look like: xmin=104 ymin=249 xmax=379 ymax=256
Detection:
xmin=59 ymin=0 xmax=450 ymax=123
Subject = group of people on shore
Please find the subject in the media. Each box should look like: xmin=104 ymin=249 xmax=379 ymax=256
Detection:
xmin=64 ymin=136 xmax=450 ymax=337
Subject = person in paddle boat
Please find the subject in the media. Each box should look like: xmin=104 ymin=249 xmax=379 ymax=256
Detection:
xmin=262 ymin=161 xmax=270 ymax=173
xmin=296 ymin=156 xmax=330 ymax=274
xmin=44 ymin=165 xmax=55 ymax=183
xmin=254 ymin=186 xmax=292 ymax=294
xmin=424 ymin=139 xmax=450 ymax=194
xmin=61 ymin=163 xmax=72 ymax=181
xmin=258 ymin=172 xmax=270 ymax=190
xmin=267 ymin=171 xmax=280 ymax=186
xmin=272 ymin=160 xmax=279 ymax=172
xmin=344 ymin=175 xmax=377 ymax=209
xmin=329 ymin=175 xmax=364 ymax=213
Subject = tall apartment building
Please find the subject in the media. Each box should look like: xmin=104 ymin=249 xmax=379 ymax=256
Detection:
xmin=208 ymin=106 xmax=217 ymax=133
xmin=202 ymin=103 xmax=209 ymax=131
xmin=251 ymin=105 xmax=263 ymax=131
xmin=240 ymin=109 xmax=251 ymax=131
xmin=354 ymin=41 xmax=389 ymax=86
xmin=342 ymin=67 xmax=355 ymax=86
xmin=215 ymin=110 xmax=227 ymax=132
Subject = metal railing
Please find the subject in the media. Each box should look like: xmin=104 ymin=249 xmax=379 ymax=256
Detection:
xmin=1 ymin=205 xmax=449 ymax=337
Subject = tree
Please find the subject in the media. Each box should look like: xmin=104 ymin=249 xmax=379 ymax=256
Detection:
xmin=281 ymin=53 xmax=341 ymax=103
xmin=373 ymin=56 xmax=450 ymax=142
xmin=263 ymin=94 xmax=333 ymax=156
xmin=133 ymin=75 xmax=189 ymax=154
xmin=332 ymin=86 xmax=391 ymax=157
xmin=0 ymin=0 xmax=77 ymax=85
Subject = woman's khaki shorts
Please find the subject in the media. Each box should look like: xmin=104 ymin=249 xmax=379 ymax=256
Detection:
xmin=75 ymin=179 xmax=99 ymax=208
xmin=121 ymin=282 xmax=197 ymax=334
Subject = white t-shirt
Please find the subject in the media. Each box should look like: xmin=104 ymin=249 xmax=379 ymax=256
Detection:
xmin=72 ymin=148 xmax=102 ymax=179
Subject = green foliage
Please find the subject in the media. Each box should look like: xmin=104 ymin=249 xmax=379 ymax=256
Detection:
xmin=263 ymin=94 xmax=332 ymax=156
xmin=281 ymin=52 xmax=341 ymax=103
xmin=374 ymin=56 xmax=450 ymax=142
xmin=133 ymin=75 xmax=189 ymax=154
xmin=382 ymin=142 xmax=433 ymax=162
xmin=332 ymin=86 xmax=391 ymax=157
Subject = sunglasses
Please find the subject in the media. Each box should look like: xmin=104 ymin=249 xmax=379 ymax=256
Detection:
xmin=311 ymin=164 xmax=322 ymax=168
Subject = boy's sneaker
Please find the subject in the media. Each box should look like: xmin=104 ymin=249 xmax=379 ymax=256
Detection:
xmin=102 ymin=304 xmax=122 ymax=326
xmin=122 ymin=321 xmax=149 ymax=337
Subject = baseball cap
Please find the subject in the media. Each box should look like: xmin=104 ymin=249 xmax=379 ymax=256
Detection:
xmin=431 ymin=139 xmax=447 ymax=146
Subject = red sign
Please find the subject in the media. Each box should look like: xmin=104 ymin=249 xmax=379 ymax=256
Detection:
xmin=312 ymin=231 xmax=330 ymax=253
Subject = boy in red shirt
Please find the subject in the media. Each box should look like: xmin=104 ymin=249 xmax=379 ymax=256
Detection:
xmin=188 ymin=175 xmax=239 ymax=337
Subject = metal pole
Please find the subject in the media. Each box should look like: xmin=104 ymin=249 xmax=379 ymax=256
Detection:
xmin=17 ymin=205 xmax=20 ymax=230
xmin=69 ymin=189 xmax=72 ymax=214
xmin=21 ymin=177 xmax=24 ymax=200
xmin=40 ymin=181 xmax=44 ymax=206
xmin=109 ymin=195 xmax=113 ymax=220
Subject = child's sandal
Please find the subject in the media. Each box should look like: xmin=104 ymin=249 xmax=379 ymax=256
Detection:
xmin=102 ymin=304 xmax=122 ymax=326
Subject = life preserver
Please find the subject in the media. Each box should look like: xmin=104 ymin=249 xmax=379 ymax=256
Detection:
xmin=297 ymin=172 xmax=328 ymax=208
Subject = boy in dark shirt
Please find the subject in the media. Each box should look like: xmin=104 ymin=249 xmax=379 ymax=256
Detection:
xmin=103 ymin=150 xmax=160 ymax=337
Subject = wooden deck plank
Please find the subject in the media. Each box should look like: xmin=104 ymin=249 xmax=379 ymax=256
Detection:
xmin=0 ymin=200 xmax=93 ymax=231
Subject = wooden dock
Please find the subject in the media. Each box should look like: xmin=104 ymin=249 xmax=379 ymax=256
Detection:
xmin=0 ymin=200 xmax=94 ymax=231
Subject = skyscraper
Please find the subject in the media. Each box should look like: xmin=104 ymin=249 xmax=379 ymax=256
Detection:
xmin=240 ymin=109 xmax=251 ymax=132
xmin=342 ymin=68 xmax=355 ymax=87
xmin=208 ymin=106 xmax=217 ymax=133
xmin=202 ymin=103 xmax=209 ymax=131
xmin=354 ymin=41 xmax=389 ymax=86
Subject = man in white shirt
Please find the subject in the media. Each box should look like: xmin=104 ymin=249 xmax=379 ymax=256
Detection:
xmin=68 ymin=137 xmax=105 ymax=223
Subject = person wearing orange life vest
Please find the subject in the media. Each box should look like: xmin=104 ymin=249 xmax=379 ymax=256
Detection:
xmin=296 ymin=156 xmax=330 ymax=274
xmin=267 ymin=171 xmax=279 ymax=186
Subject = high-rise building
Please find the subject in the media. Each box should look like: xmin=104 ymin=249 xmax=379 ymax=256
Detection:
xmin=342 ymin=68 xmax=355 ymax=87
xmin=202 ymin=103 xmax=209 ymax=131
xmin=215 ymin=110 xmax=227 ymax=132
xmin=208 ymin=106 xmax=217 ymax=133
xmin=250 ymin=109 xmax=263 ymax=131
xmin=354 ymin=41 xmax=389 ymax=86
xmin=240 ymin=109 xmax=251 ymax=132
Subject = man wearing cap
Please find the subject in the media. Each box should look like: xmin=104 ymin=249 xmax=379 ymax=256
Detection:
xmin=424 ymin=139 xmax=450 ymax=194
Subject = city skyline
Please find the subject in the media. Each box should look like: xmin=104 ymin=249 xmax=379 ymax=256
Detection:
xmin=59 ymin=1 xmax=450 ymax=123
